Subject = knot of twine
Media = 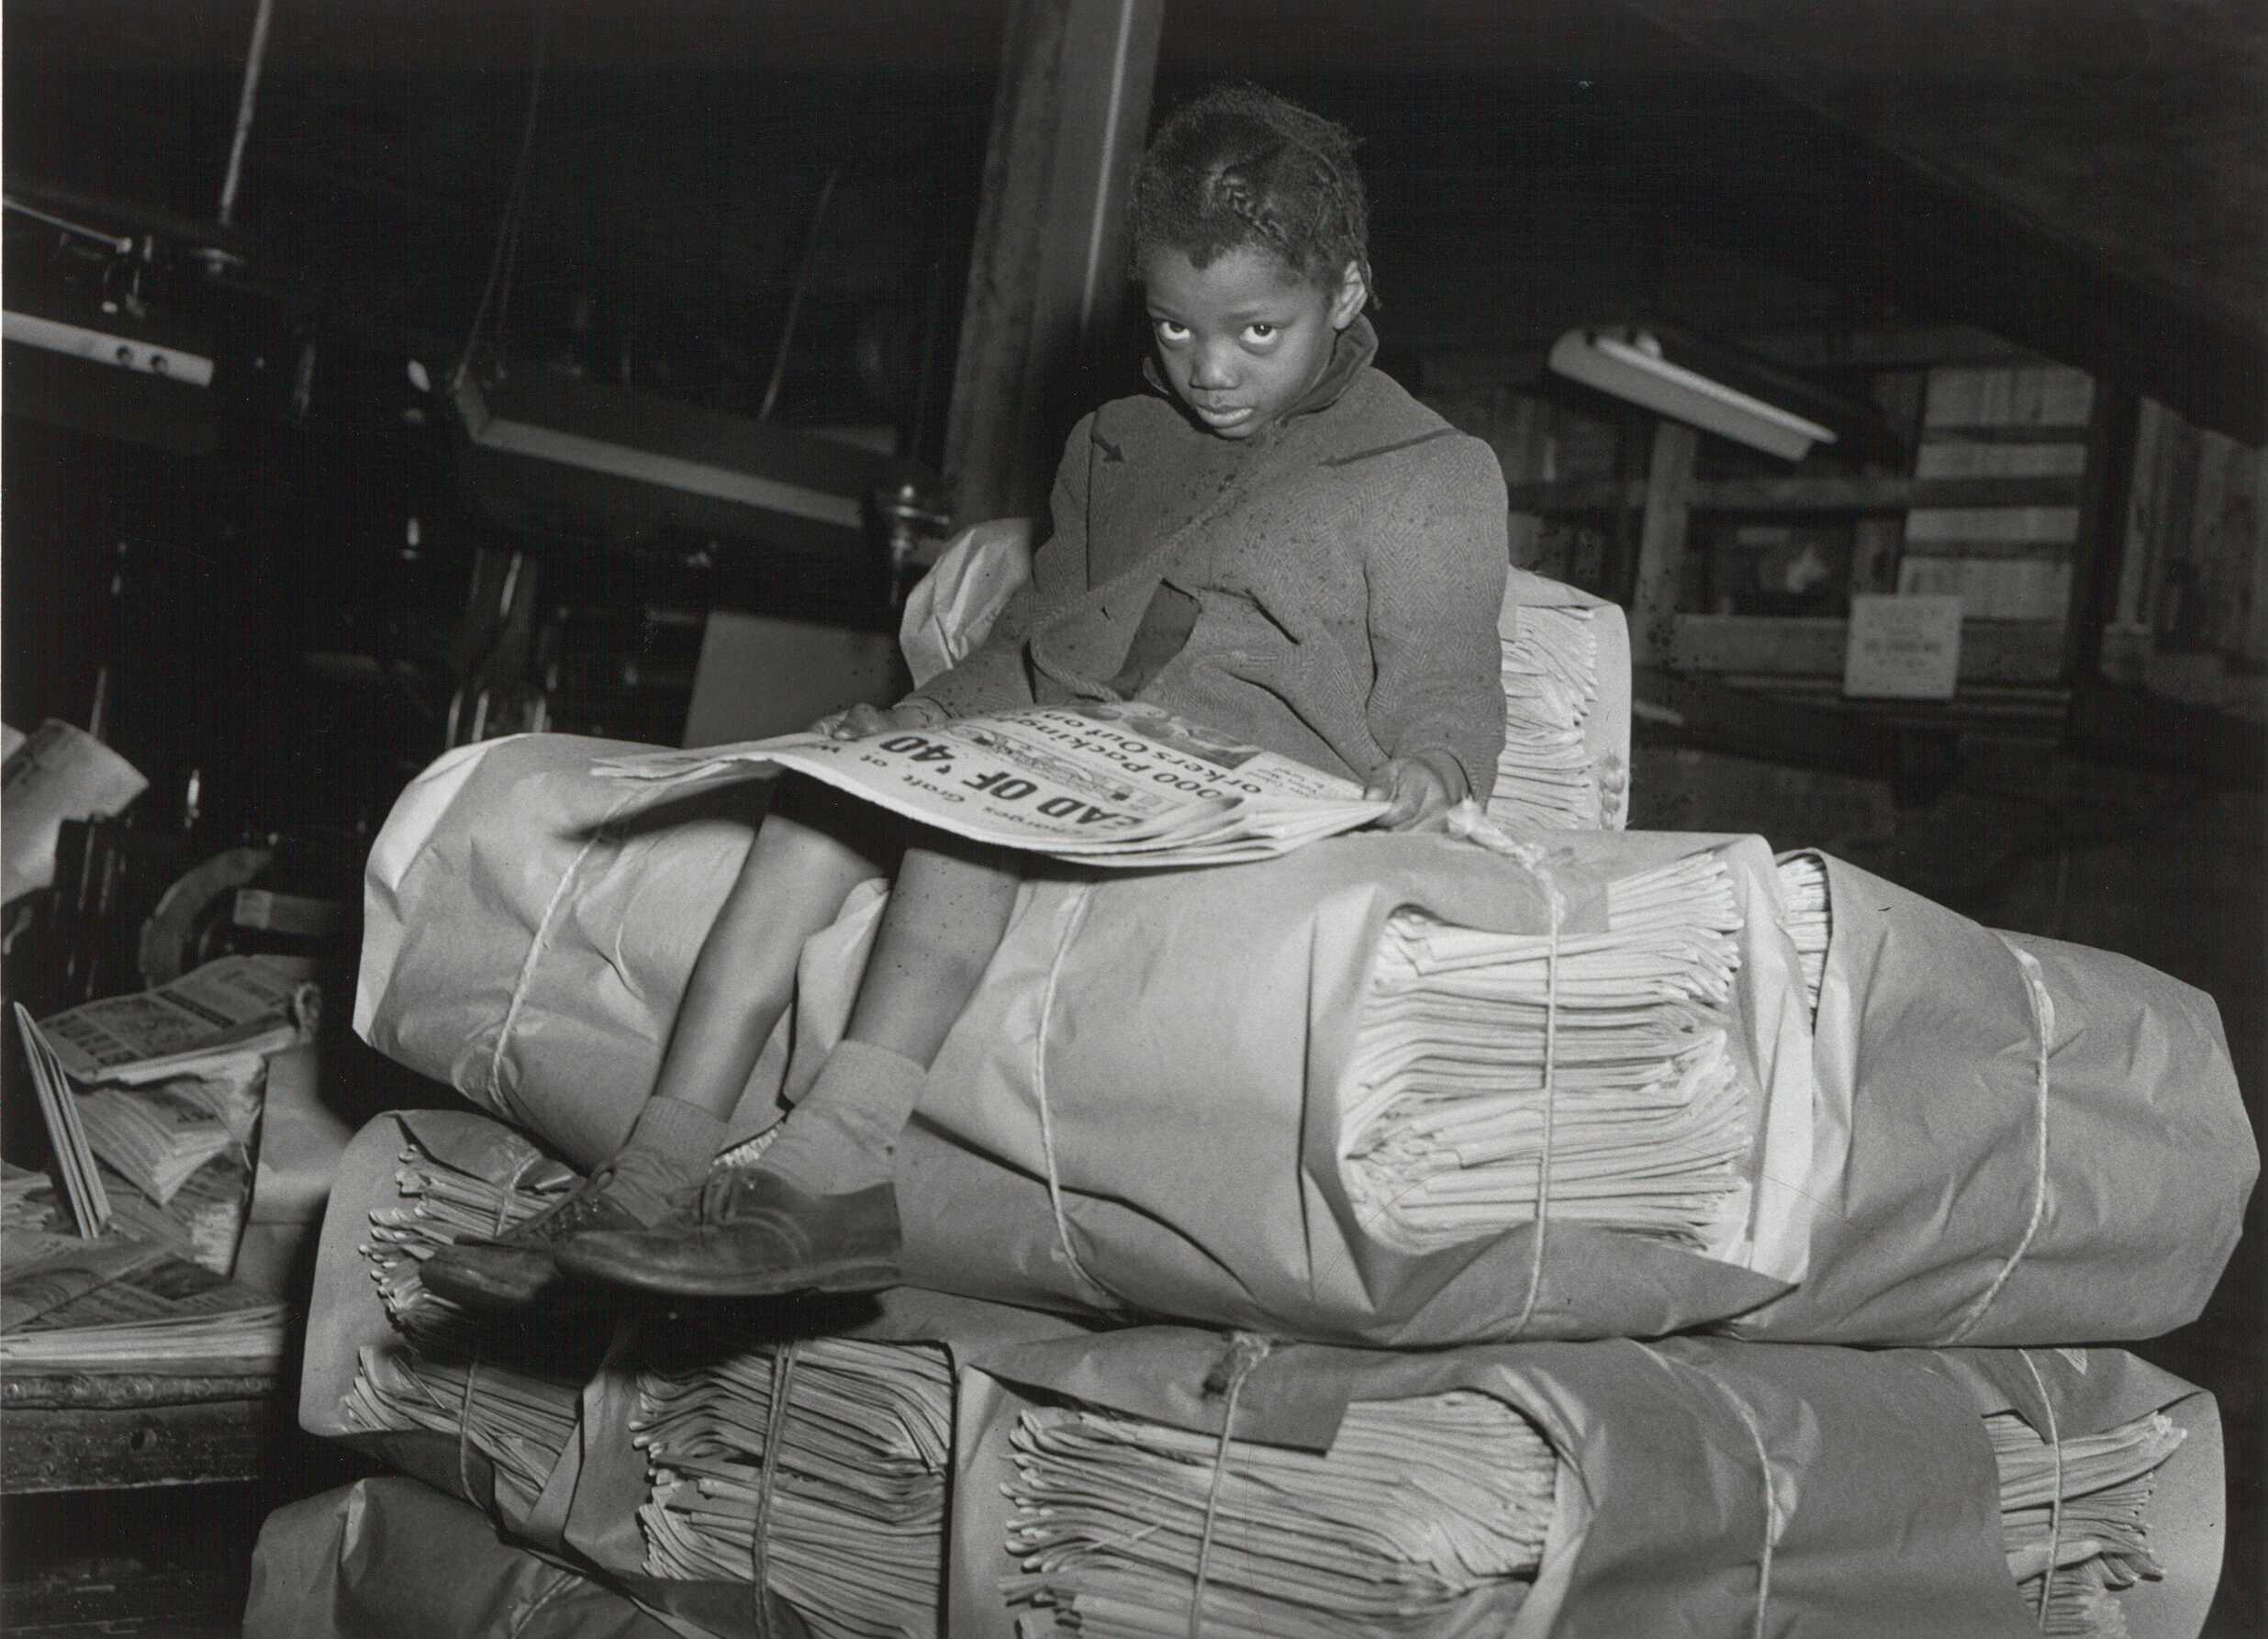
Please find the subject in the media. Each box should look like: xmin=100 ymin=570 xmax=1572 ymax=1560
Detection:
xmin=1188 ymin=1332 xmax=1278 ymax=1639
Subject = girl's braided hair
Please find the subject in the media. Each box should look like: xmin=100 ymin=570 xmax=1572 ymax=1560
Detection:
xmin=1129 ymin=83 xmax=1374 ymax=304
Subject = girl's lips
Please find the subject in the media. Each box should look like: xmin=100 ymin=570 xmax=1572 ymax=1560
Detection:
xmin=1194 ymin=404 xmax=1253 ymax=428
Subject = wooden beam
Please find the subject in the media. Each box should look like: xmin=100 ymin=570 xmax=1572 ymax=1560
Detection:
xmin=1628 ymin=420 xmax=1698 ymax=668
xmin=0 ymin=1398 xmax=272 ymax=1493
xmin=943 ymin=0 xmax=1162 ymax=528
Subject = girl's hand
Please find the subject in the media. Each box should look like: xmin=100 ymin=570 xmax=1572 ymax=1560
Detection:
xmin=816 ymin=699 xmax=949 ymax=740
xmin=1363 ymin=753 xmax=1464 ymax=831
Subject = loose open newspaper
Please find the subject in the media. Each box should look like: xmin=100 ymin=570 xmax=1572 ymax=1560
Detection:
xmin=36 ymin=953 xmax=317 ymax=1084
xmin=594 ymin=703 xmax=1389 ymax=865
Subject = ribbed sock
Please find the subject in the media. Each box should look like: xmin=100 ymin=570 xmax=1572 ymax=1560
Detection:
xmin=605 ymin=1094 xmax=727 ymax=1222
xmin=755 ymin=1039 xmax=924 ymax=1194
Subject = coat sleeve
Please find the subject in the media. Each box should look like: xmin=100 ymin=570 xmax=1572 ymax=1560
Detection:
xmin=1363 ymin=431 xmax=1510 ymax=804
xmin=903 ymin=416 xmax=1097 ymax=719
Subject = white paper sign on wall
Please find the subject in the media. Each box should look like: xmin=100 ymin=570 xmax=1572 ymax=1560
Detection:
xmin=1843 ymin=594 xmax=1963 ymax=699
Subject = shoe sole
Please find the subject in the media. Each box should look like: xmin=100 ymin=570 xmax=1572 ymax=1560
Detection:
xmin=561 ymin=1250 xmax=901 ymax=1300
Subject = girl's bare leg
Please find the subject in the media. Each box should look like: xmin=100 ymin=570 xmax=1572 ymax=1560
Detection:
xmin=554 ymin=831 xmax=1022 ymax=1298
xmin=748 ymin=833 xmax=1022 ymax=1191
xmin=419 ymin=775 xmax=895 ymax=1310
xmin=645 ymin=779 xmax=901 ymax=1120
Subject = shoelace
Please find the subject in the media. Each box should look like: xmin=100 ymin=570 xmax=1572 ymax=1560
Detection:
xmin=509 ymin=1165 xmax=625 ymax=1243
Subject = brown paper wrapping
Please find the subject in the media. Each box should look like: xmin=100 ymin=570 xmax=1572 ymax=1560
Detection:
xmin=246 ymin=1476 xmax=691 ymax=1639
xmin=1735 ymin=852 xmax=2257 ymax=1343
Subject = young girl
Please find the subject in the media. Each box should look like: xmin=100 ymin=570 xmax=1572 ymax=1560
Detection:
xmin=424 ymin=83 xmax=1510 ymax=1309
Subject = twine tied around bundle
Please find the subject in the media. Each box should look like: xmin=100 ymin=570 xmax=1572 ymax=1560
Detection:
xmin=453 ymin=1350 xmax=484 ymax=1505
xmin=1188 ymin=1332 xmax=1277 ymax=1639
xmin=1442 ymin=808 xmax=1571 ymax=1336
xmin=2017 ymin=1349 xmax=2067 ymax=1632
xmin=750 ymin=1341 xmax=801 ymax=1639
xmin=1514 ymin=866 xmax=1565 ymax=1340
xmin=1944 ymin=940 xmax=2056 ymax=1344
xmin=1030 ymin=884 xmax=1124 ymax=1308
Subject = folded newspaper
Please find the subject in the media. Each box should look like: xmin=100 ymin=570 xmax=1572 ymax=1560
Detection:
xmin=0 ymin=1233 xmax=287 ymax=1375
xmin=592 ymin=702 xmax=1389 ymax=866
xmin=2 ymin=719 xmax=148 ymax=904
xmin=1491 ymin=575 xmax=1629 ymax=833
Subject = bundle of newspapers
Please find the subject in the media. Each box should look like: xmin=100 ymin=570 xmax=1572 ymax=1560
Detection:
xmin=296 ymin=1109 xmax=2223 ymax=1639
xmin=955 ymin=1328 xmax=2218 ymax=1639
xmin=307 ymin=1110 xmax=1089 ymax=1639
xmin=357 ymin=732 xmax=2254 ymax=1344
xmin=1489 ymin=572 xmax=1629 ymax=834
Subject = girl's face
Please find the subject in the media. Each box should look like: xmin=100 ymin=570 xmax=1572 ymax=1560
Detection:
xmin=1140 ymin=244 xmax=1365 ymax=440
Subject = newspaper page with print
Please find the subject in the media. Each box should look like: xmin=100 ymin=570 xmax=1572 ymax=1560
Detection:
xmin=36 ymin=953 xmax=318 ymax=1084
xmin=595 ymin=702 xmax=1389 ymax=865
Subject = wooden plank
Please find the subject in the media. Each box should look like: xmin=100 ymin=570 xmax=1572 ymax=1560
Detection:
xmin=3 ymin=1559 xmax=251 ymax=1634
xmin=1669 ymin=613 xmax=2069 ymax=684
xmin=1505 ymin=474 xmax=2084 ymax=515
xmin=1628 ymin=421 xmax=1698 ymax=667
xmin=1 ymin=1373 xmax=274 ymax=1410
xmin=1706 ymin=475 xmax=2084 ymax=511
xmin=0 ymin=1399 xmax=272 ymax=1493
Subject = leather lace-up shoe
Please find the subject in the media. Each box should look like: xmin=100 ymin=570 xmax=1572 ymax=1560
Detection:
xmin=554 ymin=1165 xmax=902 ymax=1299
xmin=420 ymin=1165 xmax=679 ymax=1310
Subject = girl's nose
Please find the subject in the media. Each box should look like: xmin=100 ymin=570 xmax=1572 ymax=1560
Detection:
xmin=1190 ymin=343 xmax=1237 ymax=391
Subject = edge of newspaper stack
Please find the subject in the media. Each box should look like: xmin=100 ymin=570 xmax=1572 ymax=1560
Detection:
xmin=593 ymin=701 xmax=1389 ymax=866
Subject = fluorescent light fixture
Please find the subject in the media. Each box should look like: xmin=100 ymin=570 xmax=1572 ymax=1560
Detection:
xmin=3 ymin=309 xmax=214 ymax=387
xmin=1548 ymin=326 xmax=1835 ymax=461
xmin=454 ymin=375 xmax=864 ymax=530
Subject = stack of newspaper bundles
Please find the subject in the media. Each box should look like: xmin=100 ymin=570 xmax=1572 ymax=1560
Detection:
xmin=1490 ymin=569 xmax=1629 ymax=833
xmin=300 ymin=1109 xmax=2222 ymax=1639
xmin=307 ymin=1110 xmax=1090 ymax=1639
xmin=358 ymin=730 xmax=2253 ymax=1345
xmin=0 ymin=964 xmax=309 ymax=1376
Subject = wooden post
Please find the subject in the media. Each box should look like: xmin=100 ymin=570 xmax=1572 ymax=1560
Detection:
xmin=2063 ymin=384 xmax=2140 ymax=686
xmin=1628 ymin=419 xmax=1698 ymax=668
xmin=943 ymin=0 xmax=1162 ymax=529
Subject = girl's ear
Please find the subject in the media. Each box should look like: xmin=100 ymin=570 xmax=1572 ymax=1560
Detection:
xmin=1328 ymin=260 xmax=1368 ymax=330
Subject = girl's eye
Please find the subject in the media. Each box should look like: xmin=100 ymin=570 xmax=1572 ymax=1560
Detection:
xmin=1154 ymin=320 xmax=1190 ymax=342
xmin=1245 ymin=323 xmax=1277 ymax=341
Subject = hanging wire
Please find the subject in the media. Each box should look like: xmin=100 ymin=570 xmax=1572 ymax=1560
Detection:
xmin=452 ymin=1 xmax=553 ymax=393
xmin=216 ymin=0 xmax=277 ymax=228
xmin=755 ymin=156 xmax=850 ymax=422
